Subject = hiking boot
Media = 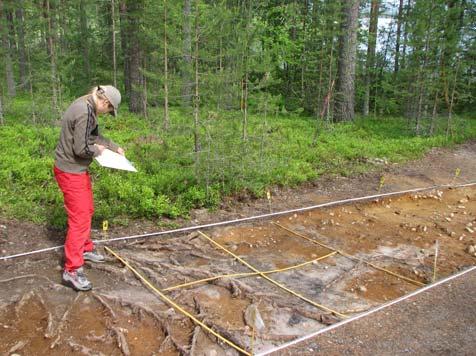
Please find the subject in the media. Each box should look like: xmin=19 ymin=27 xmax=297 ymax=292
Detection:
xmin=83 ymin=249 xmax=105 ymax=263
xmin=62 ymin=267 xmax=92 ymax=291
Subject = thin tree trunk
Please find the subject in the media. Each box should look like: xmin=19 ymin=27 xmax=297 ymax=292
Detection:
xmin=326 ymin=31 xmax=335 ymax=123
xmin=394 ymin=0 xmax=404 ymax=73
xmin=242 ymin=0 xmax=251 ymax=141
xmin=15 ymin=3 xmax=28 ymax=90
xmin=142 ymin=55 xmax=147 ymax=117
xmin=373 ymin=25 xmax=392 ymax=117
xmin=182 ymin=0 xmax=192 ymax=107
xmin=1 ymin=0 xmax=15 ymax=97
xmin=44 ymin=0 xmax=59 ymax=116
xmin=446 ymin=58 xmax=460 ymax=138
xmin=415 ymin=2 xmax=433 ymax=135
xmin=193 ymin=0 xmax=200 ymax=156
xmin=429 ymin=90 xmax=438 ymax=135
xmin=119 ymin=1 xmax=131 ymax=99
xmin=401 ymin=0 xmax=411 ymax=70
xmin=301 ymin=0 xmax=308 ymax=108
xmin=79 ymin=0 xmax=91 ymax=80
xmin=26 ymin=44 xmax=37 ymax=123
xmin=242 ymin=71 xmax=248 ymax=141
xmin=363 ymin=0 xmax=379 ymax=116
xmin=163 ymin=0 xmax=170 ymax=130
xmin=126 ymin=0 xmax=145 ymax=114
xmin=334 ymin=0 xmax=360 ymax=122
xmin=111 ymin=0 xmax=117 ymax=87
xmin=217 ymin=21 xmax=223 ymax=111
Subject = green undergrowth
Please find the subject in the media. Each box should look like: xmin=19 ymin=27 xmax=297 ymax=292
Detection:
xmin=1 ymin=99 xmax=475 ymax=228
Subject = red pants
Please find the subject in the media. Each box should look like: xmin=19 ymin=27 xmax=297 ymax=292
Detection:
xmin=54 ymin=166 xmax=95 ymax=271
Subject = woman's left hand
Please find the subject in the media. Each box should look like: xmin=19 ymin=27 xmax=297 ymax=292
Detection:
xmin=117 ymin=147 xmax=125 ymax=156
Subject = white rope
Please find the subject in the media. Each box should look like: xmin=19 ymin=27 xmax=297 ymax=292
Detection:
xmin=254 ymin=265 xmax=476 ymax=356
xmin=1 ymin=181 xmax=475 ymax=262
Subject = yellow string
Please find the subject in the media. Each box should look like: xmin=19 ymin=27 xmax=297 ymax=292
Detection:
xmin=197 ymin=231 xmax=347 ymax=319
xmin=273 ymin=222 xmax=426 ymax=287
xmin=104 ymin=246 xmax=251 ymax=356
xmin=163 ymin=251 xmax=337 ymax=292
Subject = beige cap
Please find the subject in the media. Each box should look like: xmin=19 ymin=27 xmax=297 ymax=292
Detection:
xmin=99 ymin=85 xmax=121 ymax=116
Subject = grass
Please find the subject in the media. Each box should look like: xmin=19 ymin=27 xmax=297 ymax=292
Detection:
xmin=0 ymin=97 xmax=475 ymax=228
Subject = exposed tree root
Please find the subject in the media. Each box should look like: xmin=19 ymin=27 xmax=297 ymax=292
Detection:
xmin=92 ymin=264 xmax=141 ymax=286
xmin=112 ymin=326 xmax=131 ymax=356
xmin=68 ymin=338 xmax=106 ymax=356
xmin=92 ymin=292 xmax=118 ymax=321
xmin=7 ymin=340 xmax=28 ymax=354
xmin=189 ymin=326 xmax=202 ymax=355
xmin=14 ymin=290 xmax=35 ymax=316
xmin=86 ymin=331 xmax=111 ymax=343
xmin=49 ymin=294 xmax=80 ymax=348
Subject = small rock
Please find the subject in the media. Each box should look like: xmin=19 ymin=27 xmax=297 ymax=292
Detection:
xmin=459 ymin=198 xmax=468 ymax=204
xmin=467 ymin=245 xmax=476 ymax=254
xmin=358 ymin=285 xmax=367 ymax=293
xmin=465 ymin=227 xmax=474 ymax=234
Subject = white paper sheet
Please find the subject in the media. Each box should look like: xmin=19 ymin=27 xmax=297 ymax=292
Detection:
xmin=95 ymin=148 xmax=137 ymax=172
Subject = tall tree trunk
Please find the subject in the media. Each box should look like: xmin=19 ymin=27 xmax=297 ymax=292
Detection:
xmin=301 ymin=0 xmax=308 ymax=109
xmin=394 ymin=0 xmax=404 ymax=73
xmin=163 ymin=0 xmax=170 ymax=130
xmin=182 ymin=0 xmax=192 ymax=107
xmin=1 ymin=0 xmax=15 ymax=97
xmin=119 ymin=1 xmax=131 ymax=99
xmin=334 ymin=0 xmax=360 ymax=122
xmin=193 ymin=0 xmax=200 ymax=157
xmin=111 ymin=0 xmax=117 ymax=87
xmin=26 ymin=44 xmax=37 ymax=123
xmin=15 ymin=3 xmax=28 ymax=90
xmin=79 ymin=0 xmax=91 ymax=81
xmin=401 ymin=0 xmax=411 ymax=70
xmin=125 ymin=0 xmax=144 ymax=114
xmin=363 ymin=0 xmax=379 ymax=116
xmin=242 ymin=0 xmax=251 ymax=141
xmin=446 ymin=58 xmax=459 ymax=138
xmin=44 ymin=0 xmax=59 ymax=115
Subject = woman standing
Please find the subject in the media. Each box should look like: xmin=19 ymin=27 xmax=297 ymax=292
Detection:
xmin=54 ymin=85 xmax=123 ymax=291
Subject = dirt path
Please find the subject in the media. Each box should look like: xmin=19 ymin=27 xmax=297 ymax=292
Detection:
xmin=0 ymin=141 xmax=475 ymax=355
xmin=274 ymin=268 xmax=476 ymax=356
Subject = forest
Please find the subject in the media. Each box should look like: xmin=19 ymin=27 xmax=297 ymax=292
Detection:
xmin=0 ymin=0 xmax=475 ymax=225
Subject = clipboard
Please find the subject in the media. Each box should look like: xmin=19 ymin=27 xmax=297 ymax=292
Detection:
xmin=95 ymin=148 xmax=137 ymax=172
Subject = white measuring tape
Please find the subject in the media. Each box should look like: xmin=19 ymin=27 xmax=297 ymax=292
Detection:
xmin=1 ymin=181 xmax=475 ymax=262
xmin=254 ymin=265 xmax=476 ymax=355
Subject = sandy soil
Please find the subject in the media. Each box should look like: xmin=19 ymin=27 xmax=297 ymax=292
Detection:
xmin=0 ymin=141 xmax=475 ymax=355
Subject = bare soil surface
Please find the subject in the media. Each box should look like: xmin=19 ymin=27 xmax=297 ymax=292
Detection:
xmin=0 ymin=141 xmax=475 ymax=355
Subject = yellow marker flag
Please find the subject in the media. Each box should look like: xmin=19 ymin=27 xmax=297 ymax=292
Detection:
xmin=102 ymin=220 xmax=109 ymax=232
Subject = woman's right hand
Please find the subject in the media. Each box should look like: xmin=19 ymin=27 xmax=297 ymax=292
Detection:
xmin=95 ymin=144 xmax=106 ymax=154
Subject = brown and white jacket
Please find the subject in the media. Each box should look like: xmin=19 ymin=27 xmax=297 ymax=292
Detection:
xmin=54 ymin=95 xmax=119 ymax=173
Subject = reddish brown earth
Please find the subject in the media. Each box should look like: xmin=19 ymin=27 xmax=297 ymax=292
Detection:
xmin=0 ymin=141 xmax=475 ymax=355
